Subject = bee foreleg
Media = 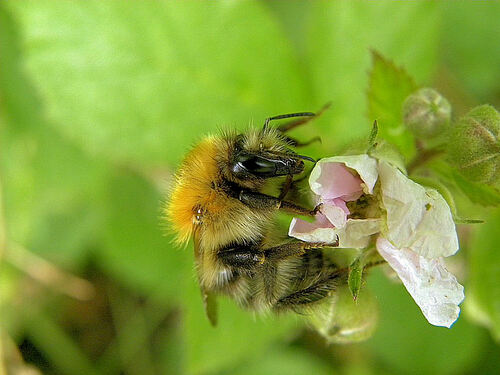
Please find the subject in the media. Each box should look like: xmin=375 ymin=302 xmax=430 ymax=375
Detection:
xmin=278 ymin=175 xmax=293 ymax=200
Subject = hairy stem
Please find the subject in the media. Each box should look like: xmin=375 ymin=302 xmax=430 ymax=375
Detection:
xmin=407 ymin=147 xmax=444 ymax=174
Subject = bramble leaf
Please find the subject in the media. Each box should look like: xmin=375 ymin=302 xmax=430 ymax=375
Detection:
xmin=368 ymin=51 xmax=417 ymax=159
xmin=306 ymin=1 xmax=439 ymax=155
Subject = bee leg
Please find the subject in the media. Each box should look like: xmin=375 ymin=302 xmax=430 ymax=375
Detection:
xmin=278 ymin=162 xmax=315 ymax=200
xmin=288 ymin=169 xmax=311 ymax=185
xmin=218 ymin=241 xmax=338 ymax=270
xmin=238 ymin=190 xmax=322 ymax=217
xmin=263 ymin=240 xmax=338 ymax=261
xmin=218 ymin=246 xmax=265 ymax=269
xmin=273 ymin=269 xmax=346 ymax=311
xmin=283 ymin=200 xmax=324 ymax=217
xmin=278 ymin=175 xmax=293 ymax=200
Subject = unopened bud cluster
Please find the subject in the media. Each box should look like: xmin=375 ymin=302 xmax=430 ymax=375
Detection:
xmin=447 ymin=105 xmax=499 ymax=188
xmin=402 ymin=88 xmax=451 ymax=138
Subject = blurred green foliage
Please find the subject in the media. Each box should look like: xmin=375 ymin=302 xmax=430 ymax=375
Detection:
xmin=0 ymin=1 xmax=499 ymax=375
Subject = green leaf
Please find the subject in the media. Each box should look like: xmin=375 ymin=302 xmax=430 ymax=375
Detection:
xmin=100 ymin=171 xmax=191 ymax=301
xmin=0 ymin=3 xmax=39 ymax=135
xmin=367 ymin=51 xmax=417 ymax=159
xmin=452 ymin=170 xmax=500 ymax=207
xmin=1 ymin=4 xmax=108 ymax=267
xmin=5 ymin=1 xmax=308 ymax=167
xmin=0 ymin=123 xmax=108 ymax=269
xmin=184 ymin=278 xmax=297 ymax=374
xmin=442 ymin=1 xmax=500 ymax=101
xmin=430 ymin=159 xmax=500 ymax=208
xmin=306 ymin=1 xmax=438 ymax=154
xmin=365 ymin=269 xmax=484 ymax=375
xmin=348 ymin=257 xmax=363 ymax=301
xmin=0 ymin=118 xmax=107 ymax=271
xmin=25 ymin=312 xmax=98 ymax=375
xmin=229 ymin=347 xmax=334 ymax=375
xmin=467 ymin=208 xmax=500 ymax=341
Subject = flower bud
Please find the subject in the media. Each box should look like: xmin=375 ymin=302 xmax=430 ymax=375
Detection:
xmin=402 ymin=88 xmax=451 ymax=138
xmin=308 ymin=286 xmax=378 ymax=343
xmin=447 ymin=105 xmax=500 ymax=187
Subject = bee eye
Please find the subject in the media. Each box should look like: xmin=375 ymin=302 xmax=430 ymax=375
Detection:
xmin=237 ymin=155 xmax=277 ymax=175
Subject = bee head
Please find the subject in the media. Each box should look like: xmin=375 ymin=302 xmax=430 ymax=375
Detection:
xmin=228 ymin=129 xmax=314 ymax=181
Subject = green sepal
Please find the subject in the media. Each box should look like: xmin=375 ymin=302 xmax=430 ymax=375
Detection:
xmin=368 ymin=120 xmax=379 ymax=148
xmin=368 ymin=140 xmax=407 ymax=174
xmin=447 ymin=105 xmax=500 ymax=188
xmin=348 ymin=256 xmax=364 ymax=301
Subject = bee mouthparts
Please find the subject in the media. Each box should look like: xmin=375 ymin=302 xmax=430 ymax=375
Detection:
xmin=296 ymin=154 xmax=316 ymax=163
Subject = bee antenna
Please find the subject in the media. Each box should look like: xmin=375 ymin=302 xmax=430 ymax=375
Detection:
xmin=263 ymin=111 xmax=316 ymax=131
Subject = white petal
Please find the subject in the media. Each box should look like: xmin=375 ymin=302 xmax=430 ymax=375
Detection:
xmin=310 ymin=154 xmax=378 ymax=195
xmin=376 ymin=238 xmax=464 ymax=328
xmin=336 ymin=219 xmax=381 ymax=248
xmin=378 ymin=161 xmax=459 ymax=258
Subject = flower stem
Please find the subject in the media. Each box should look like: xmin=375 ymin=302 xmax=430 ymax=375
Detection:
xmin=364 ymin=259 xmax=387 ymax=270
xmin=407 ymin=146 xmax=444 ymax=174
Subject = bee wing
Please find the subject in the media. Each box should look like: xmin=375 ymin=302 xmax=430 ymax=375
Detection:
xmin=201 ymin=288 xmax=218 ymax=327
xmin=193 ymin=232 xmax=218 ymax=326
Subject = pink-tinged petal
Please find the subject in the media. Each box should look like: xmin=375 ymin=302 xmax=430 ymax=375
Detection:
xmin=322 ymin=199 xmax=349 ymax=228
xmin=289 ymin=214 xmax=337 ymax=244
xmin=310 ymin=155 xmax=378 ymax=196
xmin=309 ymin=162 xmax=363 ymax=200
xmin=331 ymin=198 xmax=350 ymax=215
xmin=289 ymin=214 xmax=380 ymax=249
xmin=376 ymin=238 xmax=464 ymax=328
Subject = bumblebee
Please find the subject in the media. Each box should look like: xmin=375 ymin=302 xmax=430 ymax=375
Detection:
xmin=167 ymin=107 xmax=343 ymax=325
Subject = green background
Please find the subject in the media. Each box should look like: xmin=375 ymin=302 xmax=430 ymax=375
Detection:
xmin=1 ymin=1 xmax=499 ymax=374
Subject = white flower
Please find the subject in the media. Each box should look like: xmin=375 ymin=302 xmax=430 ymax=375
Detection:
xmin=377 ymin=161 xmax=459 ymax=258
xmin=288 ymin=154 xmax=464 ymax=328
xmin=376 ymin=238 xmax=464 ymax=328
